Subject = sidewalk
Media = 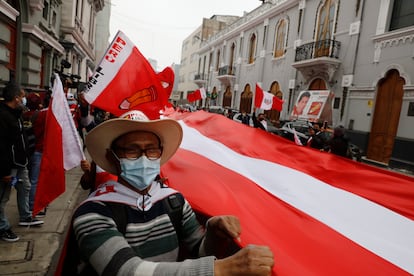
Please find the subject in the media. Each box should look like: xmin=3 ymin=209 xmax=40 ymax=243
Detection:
xmin=0 ymin=166 xmax=89 ymax=275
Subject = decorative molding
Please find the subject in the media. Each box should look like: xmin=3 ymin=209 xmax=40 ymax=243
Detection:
xmin=21 ymin=23 xmax=65 ymax=54
xmin=0 ymin=1 xmax=19 ymax=21
xmin=349 ymin=21 xmax=360 ymax=35
xmin=29 ymin=0 xmax=44 ymax=12
xmin=373 ymin=27 xmax=414 ymax=48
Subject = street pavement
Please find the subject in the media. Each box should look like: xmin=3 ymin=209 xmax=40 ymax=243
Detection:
xmin=0 ymin=166 xmax=89 ymax=276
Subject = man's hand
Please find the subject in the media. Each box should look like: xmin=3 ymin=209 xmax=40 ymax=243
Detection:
xmin=80 ymin=159 xmax=91 ymax=172
xmin=215 ymin=245 xmax=274 ymax=276
xmin=206 ymin=215 xmax=241 ymax=242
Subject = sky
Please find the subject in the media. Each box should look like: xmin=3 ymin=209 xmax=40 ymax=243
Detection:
xmin=109 ymin=0 xmax=261 ymax=70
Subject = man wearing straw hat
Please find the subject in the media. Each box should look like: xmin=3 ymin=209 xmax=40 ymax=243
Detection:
xmin=71 ymin=110 xmax=274 ymax=275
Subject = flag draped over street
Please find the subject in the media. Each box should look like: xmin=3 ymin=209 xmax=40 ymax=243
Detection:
xmin=33 ymin=74 xmax=85 ymax=215
xmin=162 ymin=111 xmax=414 ymax=276
xmin=84 ymin=30 xmax=174 ymax=119
xmin=254 ymin=83 xmax=284 ymax=111
xmin=187 ymin=87 xmax=206 ymax=102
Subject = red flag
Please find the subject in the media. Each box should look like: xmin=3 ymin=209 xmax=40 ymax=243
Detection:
xmin=84 ymin=31 xmax=174 ymax=119
xmin=33 ymin=74 xmax=85 ymax=215
xmin=162 ymin=111 xmax=414 ymax=276
xmin=187 ymin=87 xmax=206 ymax=102
xmin=255 ymin=83 xmax=284 ymax=111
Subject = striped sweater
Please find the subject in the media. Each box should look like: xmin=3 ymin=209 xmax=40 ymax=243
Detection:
xmin=72 ymin=181 xmax=215 ymax=275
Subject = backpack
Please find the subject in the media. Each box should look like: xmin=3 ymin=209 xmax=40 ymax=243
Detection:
xmin=24 ymin=110 xmax=40 ymax=158
xmin=55 ymin=193 xmax=184 ymax=276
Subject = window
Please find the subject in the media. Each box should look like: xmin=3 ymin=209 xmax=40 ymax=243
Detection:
xmin=248 ymin=33 xmax=256 ymax=64
xmin=42 ymin=1 xmax=49 ymax=20
xmin=315 ymin=0 xmax=338 ymax=57
xmin=274 ymin=19 xmax=287 ymax=58
xmin=389 ymin=0 xmax=414 ymax=31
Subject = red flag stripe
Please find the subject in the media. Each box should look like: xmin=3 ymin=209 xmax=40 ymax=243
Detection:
xmin=162 ymin=111 xmax=414 ymax=275
xmin=163 ymin=149 xmax=410 ymax=275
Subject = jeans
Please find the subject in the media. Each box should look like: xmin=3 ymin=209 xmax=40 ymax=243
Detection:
xmin=13 ymin=167 xmax=32 ymax=220
xmin=29 ymin=151 xmax=42 ymax=211
xmin=0 ymin=181 xmax=12 ymax=231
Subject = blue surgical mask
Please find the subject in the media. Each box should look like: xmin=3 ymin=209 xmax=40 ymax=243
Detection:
xmin=21 ymin=97 xmax=27 ymax=106
xmin=119 ymin=156 xmax=160 ymax=191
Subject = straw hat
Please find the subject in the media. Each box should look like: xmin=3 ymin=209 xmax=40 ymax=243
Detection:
xmin=85 ymin=110 xmax=182 ymax=174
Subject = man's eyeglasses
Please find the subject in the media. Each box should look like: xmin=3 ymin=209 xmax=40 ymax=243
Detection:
xmin=113 ymin=146 xmax=162 ymax=160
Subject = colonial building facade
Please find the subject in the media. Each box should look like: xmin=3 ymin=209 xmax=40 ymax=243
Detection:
xmin=0 ymin=0 xmax=110 ymax=95
xmin=179 ymin=0 xmax=413 ymax=171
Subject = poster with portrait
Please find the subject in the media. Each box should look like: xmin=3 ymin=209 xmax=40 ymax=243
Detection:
xmin=290 ymin=90 xmax=333 ymax=124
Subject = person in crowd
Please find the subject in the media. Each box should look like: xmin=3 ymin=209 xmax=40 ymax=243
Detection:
xmin=0 ymin=82 xmax=44 ymax=242
xmin=237 ymin=110 xmax=250 ymax=126
xmin=252 ymin=107 xmax=268 ymax=131
xmin=327 ymin=125 xmax=350 ymax=158
xmin=24 ymin=93 xmax=48 ymax=217
xmin=71 ymin=110 xmax=274 ymax=275
xmin=291 ymin=91 xmax=310 ymax=118
xmin=307 ymin=123 xmax=326 ymax=150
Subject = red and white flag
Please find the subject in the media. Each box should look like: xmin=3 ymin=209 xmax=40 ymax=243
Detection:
xmin=162 ymin=111 xmax=414 ymax=276
xmin=255 ymin=83 xmax=284 ymax=111
xmin=187 ymin=87 xmax=206 ymax=102
xmin=33 ymin=74 xmax=85 ymax=215
xmin=84 ymin=31 xmax=174 ymax=119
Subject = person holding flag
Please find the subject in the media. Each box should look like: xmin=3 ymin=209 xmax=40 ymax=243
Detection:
xmin=69 ymin=110 xmax=274 ymax=275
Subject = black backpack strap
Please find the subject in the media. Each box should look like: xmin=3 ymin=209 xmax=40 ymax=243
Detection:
xmin=163 ymin=193 xmax=184 ymax=236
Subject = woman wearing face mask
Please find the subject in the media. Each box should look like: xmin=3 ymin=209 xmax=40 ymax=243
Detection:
xmin=0 ymin=82 xmax=44 ymax=243
xmin=69 ymin=110 xmax=274 ymax=276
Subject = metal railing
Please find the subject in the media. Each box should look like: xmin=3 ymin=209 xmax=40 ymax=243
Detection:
xmin=294 ymin=39 xmax=341 ymax=62
xmin=194 ymin=73 xmax=207 ymax=80
xmin=218 ymin=65 xmax=236 ymax=76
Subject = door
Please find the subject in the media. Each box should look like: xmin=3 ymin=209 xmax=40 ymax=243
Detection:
xmin=222 ymin=86 xmax=232 ymax=107
xmin=367 ymin=69 xmax=405 ymax=164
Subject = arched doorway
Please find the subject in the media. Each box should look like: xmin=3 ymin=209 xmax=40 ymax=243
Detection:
xmin=222 ymin=86 xmax=232 ymax=107
xmin=265 ymin=81 xmax=283 ymax=125
xmin=239 ymin=84 xmax=253 ymax=113
xmin=367 ymin=69 xmax=405 ymax=164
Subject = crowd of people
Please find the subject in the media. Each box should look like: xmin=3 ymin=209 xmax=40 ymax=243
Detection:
xmin=0 ymin=78 xmax=107 ymax=243
xmin=1 ymin=81 xmax=275 ymax=275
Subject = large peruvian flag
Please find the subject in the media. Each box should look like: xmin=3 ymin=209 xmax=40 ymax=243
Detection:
xmin=255 ymin=83 xmax=284 ymax=111
xmin=84 ymin=31 xmax=174 ymax=119
xmin=33 ymin=74 xmax=85 ymax=215
xmin=162 ymin=111 xmax=414 ymax=276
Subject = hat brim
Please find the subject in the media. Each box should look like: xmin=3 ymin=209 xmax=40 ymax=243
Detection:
xmin=85 ymin=118 xmax=183 ymax=174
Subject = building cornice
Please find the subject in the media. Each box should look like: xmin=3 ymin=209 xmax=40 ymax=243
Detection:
xmin=0 ymin=1 xmax=19 ymax=21
xmin=199 ymin=0 xmax=299 ymax=52
xmin=21 ymin=23 xmax=65 ymax=54
xmin=28 ymin=0 xmax=44 ymax=12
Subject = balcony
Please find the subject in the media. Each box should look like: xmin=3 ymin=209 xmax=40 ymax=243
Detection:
xmin=194 ymin=73 xmax=207 ymax=87
xmin=217 ymin=65 xmax=236 ymax=87
xmin=292 ymin=39 xmax=342 ymax=82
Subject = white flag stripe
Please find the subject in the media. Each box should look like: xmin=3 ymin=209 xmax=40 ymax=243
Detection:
xmin=52 ymin=74 xmax=85 ymax=169
xmin=85 ymin=31 xmax=133 ymax=103
xmin=178 ymin=121 xmax=414 ymax=274
xmin=200 ymin=87 xmax=207 ymax=99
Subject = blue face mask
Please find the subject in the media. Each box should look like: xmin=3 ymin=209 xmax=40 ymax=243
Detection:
xmin=21 ymin=97 xmax=27 ymax=106
xmin=119 ymin=156 xmax=160 ymax=191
